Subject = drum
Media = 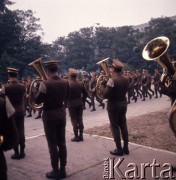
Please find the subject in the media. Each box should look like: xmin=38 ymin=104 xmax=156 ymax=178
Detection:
xmin=169 ymin=107 xmax=176 ymax=137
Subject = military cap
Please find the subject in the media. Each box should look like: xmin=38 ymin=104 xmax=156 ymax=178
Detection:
xmin=68 ymin=68 xmax=78 ymax=75
xmin=43 ymin=60 xmax=59 ymax=68
xmin=7 ymin=67 xmax=19 ymax=74
xmin=112 ymin=59 xmax=124 ymax=69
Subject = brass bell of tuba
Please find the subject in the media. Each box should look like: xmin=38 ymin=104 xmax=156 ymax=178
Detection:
xmin=143 ymin=36 xmax=176 ymax=137
xmin=28 ymin=57 xmax=48 ymax=111
xmin=96 ymin=57 xmax=111 ymax=100
xmin=142 ymin=36 xmax=176 ymax=87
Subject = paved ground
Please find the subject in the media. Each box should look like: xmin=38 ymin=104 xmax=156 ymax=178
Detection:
xmin=5 ymin=95 xmax=176 ymax=180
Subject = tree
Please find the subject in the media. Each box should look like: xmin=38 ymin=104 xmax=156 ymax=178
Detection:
xmin=0 ymin=0 xmax=13 ymax=13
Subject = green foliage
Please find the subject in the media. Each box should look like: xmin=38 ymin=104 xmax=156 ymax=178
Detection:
xmin=0 ymin=2 xmax=176 ymax=82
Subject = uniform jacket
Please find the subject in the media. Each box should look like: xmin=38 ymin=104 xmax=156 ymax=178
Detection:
xmin=67 ymin=79 xmax=88 ymax=108
xmin=35 ymin=76 xmax=69 ymax=123
xmin=5 ymin=80 xmax=26 ymax=117
xmin=0 ymin=95 xmax=18 ymax=151
xmin=103 ymin=73 xmax=129 ymax=109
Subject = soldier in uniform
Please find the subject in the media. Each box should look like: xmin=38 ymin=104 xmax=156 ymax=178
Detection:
xmin=153 ymin=68 xmax=162 ymax=98
xmin=135 ymin=70 xmax=143 ymax=98
xmin=0 ymin=92 xmax=18 ymax=180
xmin=160 ymin=71 xmax=176 ymax=171
xmin=127 ymin=71 xmax=137 ymax=104
xmin=26 ymin=76 xmax=33 ymax=117
xmin=35 ymin=60 xmax=69 ymax=179
xmin=146 ymin=69 xmax=154 ymax=97
xmin=103 ymin=59 xmax=129 ymax=156
xmin=141 ymin=69 xmax=152 ymax=101
xmin=89 ymin=72 xmax=104 ymax=111
xmin=89 ymin=72 xmax=97 ymax=111
xmin=67 ymin=68 xmax=88 ymax=142
xmin=2 ymin=68 xmax=26 ymax=160
xmin=81 ymin=73 xmax=92 ymax=109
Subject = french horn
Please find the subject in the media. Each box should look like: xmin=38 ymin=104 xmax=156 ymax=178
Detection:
xmin=96 ymin=57 xmax=111 ymax=100
xmin=28 ymin=58 xmax=48 ymax=111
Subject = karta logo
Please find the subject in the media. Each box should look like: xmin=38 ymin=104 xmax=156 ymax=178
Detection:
xmin=103 ymin=158 xmax=175 ymax=179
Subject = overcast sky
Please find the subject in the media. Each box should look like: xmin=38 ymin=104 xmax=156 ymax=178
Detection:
xmin=10 ymin=0 xmax=176 ymax=43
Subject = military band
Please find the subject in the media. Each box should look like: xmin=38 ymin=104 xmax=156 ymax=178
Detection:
xmin=0 ymin=58 xmax=169 ymax=179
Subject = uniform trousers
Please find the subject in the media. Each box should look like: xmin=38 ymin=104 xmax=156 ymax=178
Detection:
xmin=0 ymin=147 xmax=7 ymax=180
xmin=43 ymin=120 xmax=67 ymax=170
xmin=68 ymin=105 xmax=84 ymax=132
xmin=107 ymin=106 xmax=128 ymax=149
xmin=14 ymin=115 xmax=25 ymax=152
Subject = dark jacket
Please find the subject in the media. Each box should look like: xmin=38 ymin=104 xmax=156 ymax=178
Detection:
xmin=104 ymin=73 xmax=129 ymax=109
xmin=35 ymin=76 xmax=69 ymax=123
xmin=67 ymin=79 xmax=88 ymax=108
xmin=0 ymin=95 xmax=18 ymax=151
xmin=5 ymin=80 xmax=26 ymax=117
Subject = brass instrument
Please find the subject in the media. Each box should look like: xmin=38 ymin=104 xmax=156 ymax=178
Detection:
xmin=142 ymin=36 xmax=176 ymax=137
xmin=28 ymin=58 xmax=48 ymax=111
xmin=0 ymin=135 xmax=4 ymax=145
xmin=142 ymin=36 xmax=175 ymax=87
xmin=96 ymin=57 xmax=111 ymax=100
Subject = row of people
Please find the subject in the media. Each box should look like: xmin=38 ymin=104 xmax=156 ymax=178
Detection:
xmin=1 ymin=59 xmax=175 ymax=180
xmin=0 ymin=67 xmax=163 ymax=119
xmin=0 ymin=62 xmax=89 ymax=179
xmin=125 ymin=68 xmax=162 ymax=103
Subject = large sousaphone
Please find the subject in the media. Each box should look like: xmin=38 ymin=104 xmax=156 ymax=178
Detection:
xmin=96 ymin=57 xmax=111 ymax=100
xmin=28 ymin=58 xmax=48 ymax=111
xmin=142 ymin=36 xmax=176 ymax=136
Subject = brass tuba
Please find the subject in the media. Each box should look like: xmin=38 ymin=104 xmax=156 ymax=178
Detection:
xmin=142 ymin=36 xmax=175 ymax=87
xmin=142 ymin=36 xmax=176 ymax=137
xmin=28 ymin=58 xmax=48 ymax=111
xmin=96 ymin=57 xmax=111 ymax=100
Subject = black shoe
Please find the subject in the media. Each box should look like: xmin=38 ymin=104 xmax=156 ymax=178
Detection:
xmin=172 ymin=165 xmax=176 ymax=172
xmin=134 ymin=97 xmax=137 ymax=103
xmin=102 ymin=103 xmax=105 ymax=109
xmin=89 ymin=103 xmax=92 ymax=108
xmin=35 ymin=116 xmax=41 ymax=119
xmin=71 ymin=136 xmax=80 ymax=142
xmin=155 ymin=96 xmax=158 ymax=98
xmin=142 ymin=99 xmax=145 ymax=101
xmin=11 ymin=153 xmax=21 ymax=160
xmin=60 ymin=167 xmax=66 ymax=179
xmin=20 ymin=151 xmax=25 ymax=159
xmin=123 ymin=148 xmax=129 ymax=155
xmin=91 ymin=108 xmax=96 ymax=112
xmin=26 ymin=114 xmax=32 ymax=117
xmin=79 ymin=136 xmax=84 ymax=141
xmin=110 ymin=149 xmax=123 ymax=156
xmin=46 ymin=170 xmax=60 ymax=179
